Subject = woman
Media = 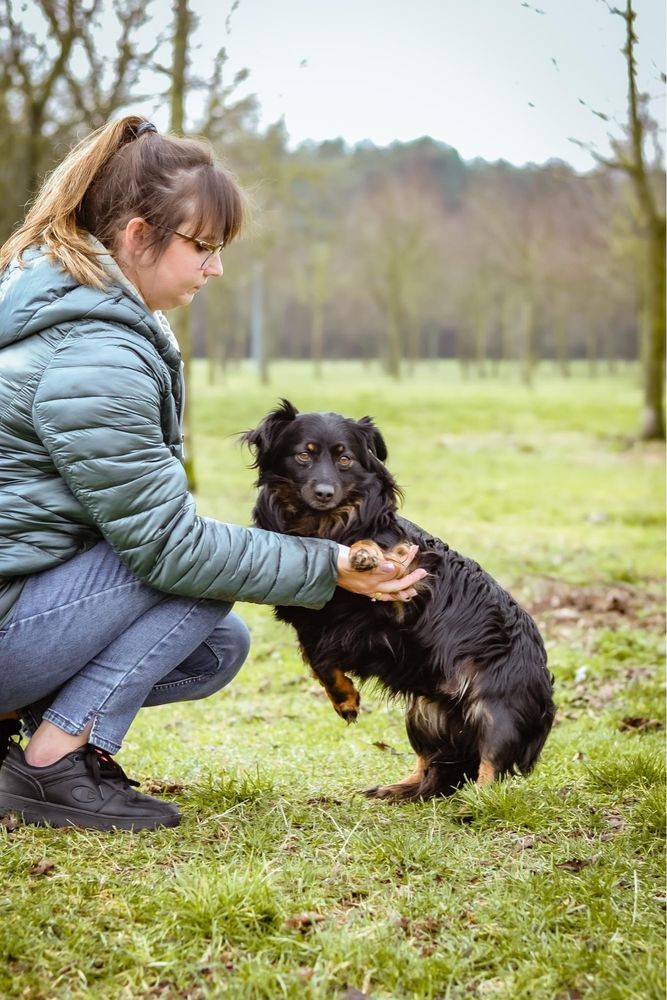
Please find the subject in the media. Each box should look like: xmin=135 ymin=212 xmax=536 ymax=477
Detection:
xmin=0 ymin=116 xmax=425 ymax=831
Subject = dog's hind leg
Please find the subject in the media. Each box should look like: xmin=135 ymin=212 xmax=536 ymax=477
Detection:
xmin=364 ymin=755 xmax=428 ymax=801
xmin=365 ymin=696 xmax=478 ymax=802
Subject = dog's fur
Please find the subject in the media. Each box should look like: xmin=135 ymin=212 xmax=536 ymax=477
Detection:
xmin=243 ymin=399 xmax=556 ymax=801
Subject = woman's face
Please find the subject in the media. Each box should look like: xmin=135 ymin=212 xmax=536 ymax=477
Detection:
xmin=119 ymin=218 xmax=224 ymax=312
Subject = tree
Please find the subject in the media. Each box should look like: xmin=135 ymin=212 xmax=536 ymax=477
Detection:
xmin=352 ymin=179 xmax=442 ymax=378
xmin=591 ymin=1 xmax=665 ymax=437
xmin=0 ymin=0 xmax=155 ymax=240
xmin=613 ymin=1 xmax=665 ymax=438
xmin=167 ymin=0 xmax=197 ymax=488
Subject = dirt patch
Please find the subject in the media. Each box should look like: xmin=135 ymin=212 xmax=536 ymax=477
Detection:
xmin=523 ymin=580 xmax=665 ymax=639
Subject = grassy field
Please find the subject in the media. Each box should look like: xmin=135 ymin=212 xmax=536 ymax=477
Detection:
xmin=2 ymin=361 xmax=664 ymax=1000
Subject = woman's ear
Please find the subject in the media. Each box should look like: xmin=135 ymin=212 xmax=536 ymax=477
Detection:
xmin=121 ymin=217 xmax=152 ymax=257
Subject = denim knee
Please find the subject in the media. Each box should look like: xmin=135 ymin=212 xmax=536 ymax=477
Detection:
xmin=143 ymin=610 xmax=252 ymax=707
xmin=203 ymin=612 xmax=252 ymax=693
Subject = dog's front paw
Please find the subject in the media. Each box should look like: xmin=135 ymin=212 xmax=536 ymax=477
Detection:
xmin=316 ymin=667 xmax=361 ymax=724
xmin=349 ymin=539 xmax=382 ymax=572
xmin=334 ymin=689 xmax=360 ymax=723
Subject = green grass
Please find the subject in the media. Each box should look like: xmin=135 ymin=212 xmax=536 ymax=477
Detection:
xmin=1 ymin=361 xmax=664 ymax=999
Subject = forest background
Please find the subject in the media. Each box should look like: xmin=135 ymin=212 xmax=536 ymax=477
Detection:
xmin=0 ymin=0 xmax=664 ymax=443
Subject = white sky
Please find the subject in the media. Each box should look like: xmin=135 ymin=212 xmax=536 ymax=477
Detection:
xmin=19 ymin=0 xmax=665 ymax=172
xmin=170 ymin=0 xmax=665 ymax=172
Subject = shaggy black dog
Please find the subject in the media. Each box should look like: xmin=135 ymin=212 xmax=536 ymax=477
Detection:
xmin=243 ymin=399 xmax=555 ymax=801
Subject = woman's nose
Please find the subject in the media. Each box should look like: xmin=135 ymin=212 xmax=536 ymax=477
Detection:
xmin=205 ymin=253 xmax=223 ymax=277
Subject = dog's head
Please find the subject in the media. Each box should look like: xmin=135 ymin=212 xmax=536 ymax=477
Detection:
xmin=243 ymin=399 xmax=395 ymax=515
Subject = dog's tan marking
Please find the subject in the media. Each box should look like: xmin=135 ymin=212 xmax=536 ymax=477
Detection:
xmin=365 ymin=756 xmax=428 ymax=801
xmin=315 ymin=667 xmax=360 ymax=722
xmin=392 ymin=754 xmax=427 ymax=787
xmin=477 ymin=759 xmax=496 ymax=786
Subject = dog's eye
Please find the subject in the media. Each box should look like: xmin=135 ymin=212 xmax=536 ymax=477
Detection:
xmin=338 ymin=455 xmax=353 ymax=468
xmin=295 ymin=452 xmax=312 ymax=464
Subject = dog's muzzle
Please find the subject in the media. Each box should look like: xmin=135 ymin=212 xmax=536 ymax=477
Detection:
xmin=302 ymin=482 xmax=343 ymax=510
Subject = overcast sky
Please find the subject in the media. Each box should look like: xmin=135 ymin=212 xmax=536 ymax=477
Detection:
xmin=162 ymin=0 xmax=665 ymax=173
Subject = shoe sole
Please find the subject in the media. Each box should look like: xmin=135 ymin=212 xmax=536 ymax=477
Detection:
xmin=0 ymin=793 xmax=181 ymax=832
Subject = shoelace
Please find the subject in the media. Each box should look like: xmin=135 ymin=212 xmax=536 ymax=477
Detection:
xmin=83 ymin=745 xmax=140 ymax=788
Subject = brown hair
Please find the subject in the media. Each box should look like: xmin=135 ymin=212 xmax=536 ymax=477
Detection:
xmin=0 ymin=115 xmax=245 ymax=288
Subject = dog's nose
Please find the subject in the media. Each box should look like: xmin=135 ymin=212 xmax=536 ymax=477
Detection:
xmin=314 ymin=483 xmax=335 ymax=501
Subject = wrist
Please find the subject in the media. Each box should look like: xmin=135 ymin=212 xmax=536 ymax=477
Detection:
xmin=336 ymin=544 xmax=351 ymax=576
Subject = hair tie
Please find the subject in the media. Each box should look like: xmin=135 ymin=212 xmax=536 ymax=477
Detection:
xmin=136 ymin=122 xmax=158 ymax=136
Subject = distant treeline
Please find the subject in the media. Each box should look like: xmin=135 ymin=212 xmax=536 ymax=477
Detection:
xmin=1 ymin=1 xmax=662 ymax=389
xmin=191 ymin=134 xmax=660 ymax=382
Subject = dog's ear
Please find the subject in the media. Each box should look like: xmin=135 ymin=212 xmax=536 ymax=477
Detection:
xmin=242 ymin=398 xmax=300 ymax=467
xmin=357 ymin=415 xmax=388 ymax=462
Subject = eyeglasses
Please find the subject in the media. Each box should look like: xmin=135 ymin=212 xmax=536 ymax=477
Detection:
xmin=151 ymin=223 xmax=224 ymax=268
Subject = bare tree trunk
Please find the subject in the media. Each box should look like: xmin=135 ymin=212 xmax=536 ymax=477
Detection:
xmin=553 ymin=318 xmax=570 ymax=377
xmin=384 ymin=280 xmax=402 ymax=379
xmin=518 ymin=298 xmax=536 ymax=387
xmin=310 ymin=244 xmax=328 ymax=379
xmin=474 ymin=312 xmax=488 ymax=377
xmin=205 ymin=288 xmax=223 ymax=386
xmin=251 ymin=260 xmax=269 ymax=385
xmin=169 ymin=0 xmax=197 ymax=488
xmin=609 ymin=1 xmax=666 ymax=439
xmin=641 ymin=222 xmax=666 ymax=437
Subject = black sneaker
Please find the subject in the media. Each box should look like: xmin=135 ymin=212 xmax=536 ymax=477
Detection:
xmin=0 ymin=744 xmax=181 ymax=831
xmin=0 ymin=716 xmax=22 ymax=767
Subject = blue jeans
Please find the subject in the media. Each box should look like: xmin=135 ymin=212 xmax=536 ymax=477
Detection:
xmin=0 ymin=542 xmax=250 ymax=754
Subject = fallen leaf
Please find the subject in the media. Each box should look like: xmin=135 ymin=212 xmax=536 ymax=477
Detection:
xmin=143 ymin=780 xmax=186 ymax=794
xmin=0 ymin=814 xmax=19 ymax=832
xmin=619 ymin=716 xmax=663 ymax=733
xmin=513 ymin=835 xmax=535 ymax=851
xmin=285 ymin=912 xmax=325 ymax=931
xmin=603 ymin=811 xmax=626 ymax=832
xmin=29 ymin=858 xmax=56 ymax=877
xmin=557 ymin=856 xmax=599 ymax=872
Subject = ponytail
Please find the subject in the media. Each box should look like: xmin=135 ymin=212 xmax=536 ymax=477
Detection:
xmin=0 ymin=115 xmax=244 ymax=289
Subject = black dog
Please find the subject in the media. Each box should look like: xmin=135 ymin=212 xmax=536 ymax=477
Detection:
xmin=243 ymin=399 xmax=555 ymax=801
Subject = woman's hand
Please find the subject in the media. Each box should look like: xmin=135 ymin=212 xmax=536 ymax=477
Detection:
xmin=336 ymin=543 xmax=427 ymax=602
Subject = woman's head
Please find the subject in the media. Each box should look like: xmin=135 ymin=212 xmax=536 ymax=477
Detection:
xmin=0 ymin=115 xmax=245 ymax=292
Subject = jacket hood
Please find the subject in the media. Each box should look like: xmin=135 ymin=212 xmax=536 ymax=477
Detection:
xmin=0 ymin=247 xmax=177 ymax=365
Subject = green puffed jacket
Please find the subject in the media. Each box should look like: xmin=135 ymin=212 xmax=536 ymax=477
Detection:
xmin=0 ymin=245 xmax=338 ymax=626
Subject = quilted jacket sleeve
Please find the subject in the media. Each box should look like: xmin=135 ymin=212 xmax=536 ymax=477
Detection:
xmin=32 ymin=329 xmax=339 ymax=607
